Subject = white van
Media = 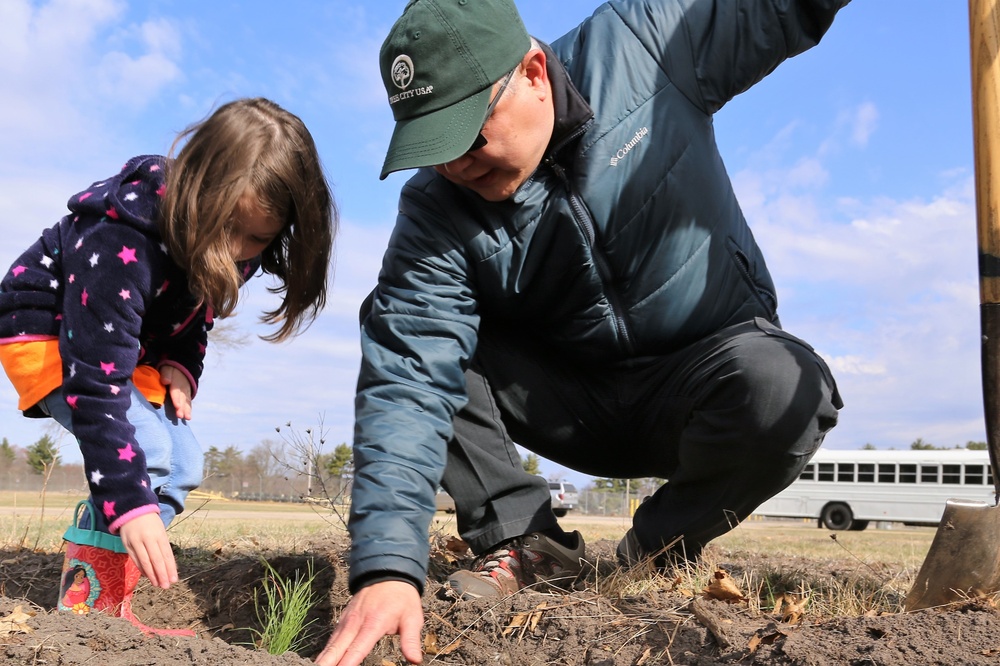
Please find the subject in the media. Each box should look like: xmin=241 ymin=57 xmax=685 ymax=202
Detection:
xmin=548 ymin=481 xmax=579 ymax=517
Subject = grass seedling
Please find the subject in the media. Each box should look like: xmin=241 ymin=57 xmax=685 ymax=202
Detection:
xmin=251 ymin=558 xmax=319 ymax=655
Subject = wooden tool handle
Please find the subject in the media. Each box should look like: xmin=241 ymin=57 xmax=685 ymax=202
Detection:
xmin=970 ymin=0 xmax=1000 ymax=498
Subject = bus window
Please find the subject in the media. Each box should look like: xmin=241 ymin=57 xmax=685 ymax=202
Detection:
xmin=966 ymin=465 xmax=985 ymax=485
xmin=752 ymin=449 xmax=996 ymax=529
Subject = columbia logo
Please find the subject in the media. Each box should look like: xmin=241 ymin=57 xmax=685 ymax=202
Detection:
xmin=609 ymin=126 xmax=650 ymax=167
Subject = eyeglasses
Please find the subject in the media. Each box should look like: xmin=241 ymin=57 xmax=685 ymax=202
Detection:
xmin=468 ymin=69 xmax=515 ymax=152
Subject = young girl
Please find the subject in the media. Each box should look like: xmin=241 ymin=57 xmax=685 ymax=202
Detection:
xmin=0 ymin=97 xmax=336 ymax=592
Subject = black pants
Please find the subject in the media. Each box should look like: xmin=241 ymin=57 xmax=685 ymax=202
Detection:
xmin=443 ymin=317 xmax=842 ymax=558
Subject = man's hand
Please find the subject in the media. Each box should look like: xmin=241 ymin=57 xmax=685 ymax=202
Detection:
xmin=118 ymin=512 xmax=178 ymax=589
xmin=159 ymin=366 xmax=193 ymax=420
xmin=315 ymin=580 xmax=423 ymax=666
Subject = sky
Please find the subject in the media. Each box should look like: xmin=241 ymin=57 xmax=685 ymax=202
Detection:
xmin=0 ymin=1 xmax=981 ymax=489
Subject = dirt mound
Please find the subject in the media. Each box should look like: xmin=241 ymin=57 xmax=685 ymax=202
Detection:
xmin=0 ymin=535 xmax=998 ymax=665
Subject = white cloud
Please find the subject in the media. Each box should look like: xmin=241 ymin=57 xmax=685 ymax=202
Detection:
xmin=825 ymin=355 xmax=887 ymax=376
xmin=0 ymin=0 xmax=182 ymax=162
xmin=97 ymin=50 xmax=182 ymax=107
xmin=851 ymin=101 xmax=878 ymax=147
xmin=729 ymin=109 xmax=984 ymax=451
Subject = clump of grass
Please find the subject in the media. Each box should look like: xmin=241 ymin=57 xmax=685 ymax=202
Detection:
xmin=251 ymin=558 xmax=319 ymax=655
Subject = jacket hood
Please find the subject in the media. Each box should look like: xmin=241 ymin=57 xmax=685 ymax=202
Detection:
xmin=67 ymin=155 xmax=167 ymax=238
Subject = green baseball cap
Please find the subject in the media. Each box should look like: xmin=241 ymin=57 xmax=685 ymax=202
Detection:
xmin=378 ymin=0 xmax=531 ymax=180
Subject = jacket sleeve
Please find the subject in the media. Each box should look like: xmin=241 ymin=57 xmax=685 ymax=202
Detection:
xmin=606 ymin=0 xmax=850 ymax=114
xmin=151 ymin=304 xmax=212 ymax=398
xmin=148 ymin=258 xmax=256 ymax=395
xmin=58 ymin=214 xmax=161 ymax=533
xmin=348 ymin=184 xmax=480 ymax=592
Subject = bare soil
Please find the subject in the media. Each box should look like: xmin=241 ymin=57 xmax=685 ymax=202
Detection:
xmin=0 ymin=532 xmax=998 ymax=665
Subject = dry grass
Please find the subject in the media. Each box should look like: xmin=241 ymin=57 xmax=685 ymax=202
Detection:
xmin=0 ymin=489 xmax=946 ymax=620
xmin=584 ymin=518 xmax=937 ymax=620
xmin=0 ymin=491 xmax=346 ymax=553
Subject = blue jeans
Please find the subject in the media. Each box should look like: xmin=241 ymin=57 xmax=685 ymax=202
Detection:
xmin=39 ymin=384 xmax=203 ymax=530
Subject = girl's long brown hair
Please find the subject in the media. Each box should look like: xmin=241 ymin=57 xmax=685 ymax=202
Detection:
xmin=159 ymin=98 xmax=336 ymax=342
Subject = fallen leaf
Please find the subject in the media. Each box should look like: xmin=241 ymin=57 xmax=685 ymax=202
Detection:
xmin=772 ymin=595 xmax=784 ymax=616
xmin=424 ymin=632 xmax=439 ymax=655
xmin=503 ymin=611 xmax=530 ymax=637
xmin=748 ymin=629 xmax=786 ymax=654
xmin=636 ymin=646 xmax=652 ymax=665
xmin=780 ymin=593 xmax=808 ymax=624
xmin=503 ymin=603 xmax=547 ymax=639
xmin=437 ymin=638 xmax=462 ymax=655
xmin=0 ymin=606 xmax=35 ymax=637
xmin=703 ymin=570 xmax=747 ymax=603
xmin=445 ymin=537 xmax=470 ymax=554
xmin=528 ymin=602 xmax=547 ymax=632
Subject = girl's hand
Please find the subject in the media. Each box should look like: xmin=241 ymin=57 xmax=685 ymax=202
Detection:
xmin=118 ymin=513 xmax=178 ymax=589
xmin=159 ymin=366 xmax=193 ymax=420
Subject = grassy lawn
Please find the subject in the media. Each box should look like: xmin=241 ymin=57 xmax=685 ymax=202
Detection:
xmin=0 ymin=489 xmax=937 ymax=571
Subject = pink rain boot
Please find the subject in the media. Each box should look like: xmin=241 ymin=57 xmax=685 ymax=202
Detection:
xmin=60 ymin=500 xmax=195 ymax=636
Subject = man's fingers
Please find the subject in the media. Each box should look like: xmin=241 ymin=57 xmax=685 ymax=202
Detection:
xmin=316 ymin=612 xmax=365 ymax=666
xmin=398 ymin=609 xmax=425 ymax=664
xmin=315 ymin=608 xmax=394 ymax=666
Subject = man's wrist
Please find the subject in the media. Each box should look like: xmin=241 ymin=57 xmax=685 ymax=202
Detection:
xmin=350 ymin=570 xmax=423 ymax=595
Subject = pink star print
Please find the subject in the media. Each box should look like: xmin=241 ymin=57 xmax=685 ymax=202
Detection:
xmin=78 ymin=192 xmax=92 ymax=202
xmin=118 ymin=246 xmax=137 ymax=264
xmin=103 ymin=501 xmax=116 ymax=519
xmin=11 ymin=266 xmax=26 ymax=277
xmin=118 ymin=442 xmax=137 ymax=463
xmin=156 ymin=185 xmax=166 ymax=197
xmin=119 ymin=289 xmax=131 ymax=300
xmin=150 ymin=164 xmax=160 ymax=172
xmin=106 ymin=207 xmax=119 ymax=220
xmin=110 ymin=385 xmax=120 ymax=395
xmin=81 ymin=288 xmax=88 ymax=306
xmin=100 ymin=361 xmax=116 ymax=375
xmin=66 ymin=395 xmax=79 ymax=409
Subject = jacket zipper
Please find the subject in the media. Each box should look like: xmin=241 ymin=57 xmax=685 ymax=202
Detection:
xmin=732 ymin=247 xmax=777 ymax=315
xmin=547 ymin=160 xmax=634 ymax=354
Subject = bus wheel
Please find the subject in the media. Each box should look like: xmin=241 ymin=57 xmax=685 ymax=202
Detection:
xmin=820 ymin=503 xmax=853 ymax=530
xmin=848 ymin=520 xmax=869 ymax=531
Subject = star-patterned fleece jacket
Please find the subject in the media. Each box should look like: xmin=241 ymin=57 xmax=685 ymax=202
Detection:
xmin=0 ymin=155 xmax=221 ymax=534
